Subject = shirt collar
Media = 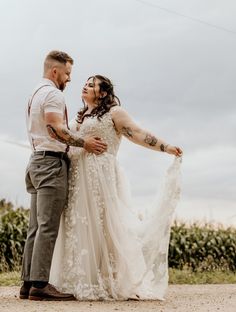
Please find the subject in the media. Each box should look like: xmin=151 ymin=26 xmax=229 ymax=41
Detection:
xmin=41 ymin=78 xmax=58 ymax=89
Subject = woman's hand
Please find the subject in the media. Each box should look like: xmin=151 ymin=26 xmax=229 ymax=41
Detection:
xmin=166 ymin=145 xmax=183 ymax=157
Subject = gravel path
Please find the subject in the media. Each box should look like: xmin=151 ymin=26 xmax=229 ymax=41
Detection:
xmin=0 ymin=284 xmax=235 ymax=312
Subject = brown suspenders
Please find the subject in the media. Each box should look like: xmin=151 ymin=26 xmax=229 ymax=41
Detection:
xmin=64 ymin=105 xmax=70 ymax=152
xmin=27 ymin=85 xmax=69 ymax=152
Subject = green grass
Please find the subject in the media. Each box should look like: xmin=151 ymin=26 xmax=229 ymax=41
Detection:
xmin=169 ymin=268 xmax=236 ymax=284
xmin=0 ymin=271 xmax=21 ymax=286
xmin=0 ymin=270 xmax=236 ymax=286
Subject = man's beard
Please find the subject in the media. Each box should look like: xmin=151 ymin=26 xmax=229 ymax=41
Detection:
xmin=59 ymin=82 xmax=65 ymax=91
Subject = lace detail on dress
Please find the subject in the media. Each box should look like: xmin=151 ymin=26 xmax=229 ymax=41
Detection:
xmin=49 ymin=109 xmax=182 ymax=300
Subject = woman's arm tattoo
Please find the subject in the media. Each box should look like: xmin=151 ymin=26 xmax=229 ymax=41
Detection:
xmin=144 ymin=134 xmax=157 ymax=147
xmin=46 ymin=125 xmax=84 ymax=147
xmin=121 ymin=127 xmax=133 ymax=138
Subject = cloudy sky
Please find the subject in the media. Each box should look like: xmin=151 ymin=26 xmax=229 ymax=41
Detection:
xmin=0 ymin=0 xmax=235 ymax=225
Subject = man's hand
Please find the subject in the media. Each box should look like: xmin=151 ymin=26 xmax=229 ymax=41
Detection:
xmin=166 ymin=145 xmax=183 ymax=157
xmin=83 ymin=137 xmax=107 ymax=154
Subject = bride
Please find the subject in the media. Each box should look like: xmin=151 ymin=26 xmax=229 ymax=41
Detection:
xmin=50 ymin=75 xmax=183 ymax=300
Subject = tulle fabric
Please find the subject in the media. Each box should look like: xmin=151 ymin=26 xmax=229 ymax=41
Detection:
xmin=49 ymin=110 xmax=181 ymax=300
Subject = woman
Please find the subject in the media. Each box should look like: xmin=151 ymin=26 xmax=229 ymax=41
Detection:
xmin=50 ymin=75 xmax=182 ymax=300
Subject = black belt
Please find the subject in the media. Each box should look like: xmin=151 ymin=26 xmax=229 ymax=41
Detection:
xmin=34 ymin=151 xmax=69 ymax=161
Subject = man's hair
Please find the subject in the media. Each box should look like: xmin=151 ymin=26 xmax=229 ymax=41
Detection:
xmin=44 ymin=50 xmax=74 ymax=72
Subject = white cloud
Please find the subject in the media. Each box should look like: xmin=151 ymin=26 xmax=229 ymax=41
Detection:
xmin=0 ymin=138 xmax=31 ymax=207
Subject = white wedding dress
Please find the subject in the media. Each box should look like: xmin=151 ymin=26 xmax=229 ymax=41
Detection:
xmin=49 ymin=108 xmax=181 ymax=300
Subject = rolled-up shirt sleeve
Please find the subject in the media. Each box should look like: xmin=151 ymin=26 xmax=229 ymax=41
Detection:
xmin=43 ymin=89 xmax=65 ymax=114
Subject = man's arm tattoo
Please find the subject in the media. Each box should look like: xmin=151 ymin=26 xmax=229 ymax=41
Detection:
xmin=121 ymin=127 xmax=133 ymax=138
xmin=47 ymin=125 xmax=84 ymax=147
xmin=144 ymin=134 xmax=157 ymax=147
xmin=160 ymin=144 xmax=165 ymax=152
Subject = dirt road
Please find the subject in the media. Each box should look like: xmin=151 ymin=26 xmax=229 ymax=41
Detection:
xmin=0 ymin=284 xmax=235 ymax=312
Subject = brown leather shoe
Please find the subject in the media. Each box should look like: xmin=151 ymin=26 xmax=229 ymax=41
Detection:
xmin=19 ymin=282 xmax=32 ymax=299
xmin=29 ymin=283 xmax=76 ymax=301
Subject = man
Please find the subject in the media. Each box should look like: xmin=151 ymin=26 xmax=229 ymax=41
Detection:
xmin=20 ymin=50 xmax=107 ymax=301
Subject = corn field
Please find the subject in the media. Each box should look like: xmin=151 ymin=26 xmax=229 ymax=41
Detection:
xmin=169 ymin=222 xmax=236 ymax=272
xmin=0 ymin=199 xmax=29 ymax=271
xmin=0 ymin=199 xmax=236 ymax=272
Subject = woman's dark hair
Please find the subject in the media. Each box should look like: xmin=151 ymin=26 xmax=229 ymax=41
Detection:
xmin=76 ymin=75 xmax=120 ymax=124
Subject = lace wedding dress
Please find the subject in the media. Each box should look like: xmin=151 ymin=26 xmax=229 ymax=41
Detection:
xmin=49 ymin=108 xmax=181 ymax=300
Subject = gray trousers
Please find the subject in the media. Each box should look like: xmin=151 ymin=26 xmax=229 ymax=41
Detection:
xmin=21 ymin=153 xmax=68 ymax=282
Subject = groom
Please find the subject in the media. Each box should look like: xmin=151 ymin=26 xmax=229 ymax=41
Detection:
xmin=20 ymin=50 xmax=107 ymax=300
